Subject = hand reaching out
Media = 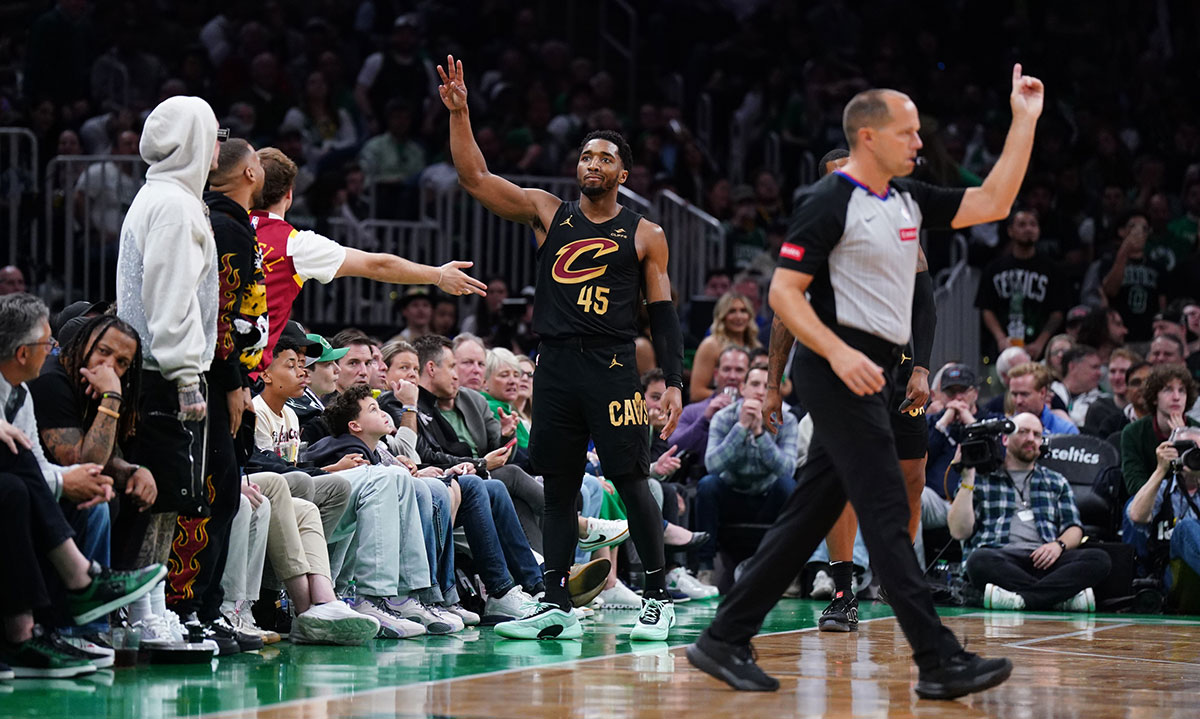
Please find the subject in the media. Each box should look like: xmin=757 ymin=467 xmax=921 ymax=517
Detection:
xmin=436 ymin=261 xmax=487 ymax=297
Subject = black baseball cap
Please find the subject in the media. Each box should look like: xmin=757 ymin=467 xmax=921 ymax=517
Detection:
xmin=940 ymin=363 xmax=977 ymax=391
xmin=278 ymin=321 xmax=324 ymax=363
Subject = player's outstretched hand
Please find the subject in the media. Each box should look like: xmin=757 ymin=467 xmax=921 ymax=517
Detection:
xmin=829 ymin=346 xmax=885 ymax=397
xmin=437 ymin=55 xmax=468 ymax=112
xmin=436 ymin=261 xmax=487 ymax=297
xmin=1010 ymin=63 xmax=1044 ymax=121
xmin=659 ymin=386 xmax=683 ymax=440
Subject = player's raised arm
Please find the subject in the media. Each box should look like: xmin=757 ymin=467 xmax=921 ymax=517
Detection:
xmin=439 ymin=55 xmax=559 ymax=234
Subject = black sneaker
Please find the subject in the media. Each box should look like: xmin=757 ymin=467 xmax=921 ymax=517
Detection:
xmin=207 ymin=615 xmax=264 ymax=652
xmin=818 ymin=591 xmax=858 ymax=632
xmin=180 ymin=615 xmax=239 ymax=656
xmin=252 ymin=591 xmax=292 ymax=637
xmin=915 ymin=651 xmax=1013 ymax=700
xmin=2 ymin=636 xmax=96 ymax=678
xmin=685 ymin=631 xmax=780 ymax=692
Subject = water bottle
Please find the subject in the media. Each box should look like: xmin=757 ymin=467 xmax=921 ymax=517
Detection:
xmin=344 ymin=578 xmax=357 ymax=605
xmin=1006 ymin=288 xmax=1026 ymax=347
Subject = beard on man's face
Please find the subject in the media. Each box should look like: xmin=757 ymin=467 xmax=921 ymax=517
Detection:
xmin=580 ymin=175 xmax=616 ymax=198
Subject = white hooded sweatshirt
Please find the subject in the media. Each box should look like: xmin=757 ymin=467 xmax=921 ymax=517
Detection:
xmin=117 ymin=96 xmax=220 ymax=387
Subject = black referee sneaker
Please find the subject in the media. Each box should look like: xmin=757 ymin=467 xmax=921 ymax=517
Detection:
xmin=687 ymin=65 xmax=1044 ymax=700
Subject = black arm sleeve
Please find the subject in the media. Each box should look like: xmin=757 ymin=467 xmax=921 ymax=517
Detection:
xmin=911 ymin=270 xmax=936 ymax=369
xmin=648 ymin=300 xmax=684 ymax=390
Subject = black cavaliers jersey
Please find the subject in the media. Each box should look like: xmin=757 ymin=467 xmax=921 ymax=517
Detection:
xmin=533 ymin=200 xmax=644 ymax=341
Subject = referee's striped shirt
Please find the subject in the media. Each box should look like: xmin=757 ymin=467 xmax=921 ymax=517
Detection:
xmin=777 ymin=170 xmax=964 ymax=346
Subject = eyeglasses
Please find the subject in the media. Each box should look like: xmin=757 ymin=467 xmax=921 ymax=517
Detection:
xmin=1127 ymin=377 xmax=1145 ymax=387
xmin=23 ymin=337 xmax=60 ymax=356
xmin=216 ymin=128 xmax=230 ymax=142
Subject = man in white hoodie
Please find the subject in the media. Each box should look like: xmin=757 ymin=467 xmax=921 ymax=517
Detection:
xmin=116 ymin=96 xmax=223 ymax=644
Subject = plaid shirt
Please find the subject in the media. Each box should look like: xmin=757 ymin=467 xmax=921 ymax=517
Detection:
xmin=963 ymin=464 xmax=1082 ymax=559
xmin=704 ymin=399 xmax=799 ymax=495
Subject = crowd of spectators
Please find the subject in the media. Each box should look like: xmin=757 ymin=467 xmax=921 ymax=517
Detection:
xmin=5 ymin=0 xmax=1200 ymax=681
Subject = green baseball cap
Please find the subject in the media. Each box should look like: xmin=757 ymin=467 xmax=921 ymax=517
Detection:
xmin=307 ymin=333 xmax=349 ymax=363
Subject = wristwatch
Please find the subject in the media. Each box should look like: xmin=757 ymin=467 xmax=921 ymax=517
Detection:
xmin=1055 ymin=539 xmax=1067 ymax=552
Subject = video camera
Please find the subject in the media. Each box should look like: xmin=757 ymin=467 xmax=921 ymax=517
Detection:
xmin=959 ymin=417 xmax=1016 ymax=474
xmin=1171 ymin=439 xmax=1200 ymax=472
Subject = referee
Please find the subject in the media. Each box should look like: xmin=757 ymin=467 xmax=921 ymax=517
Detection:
xmin=687 ymin=65 xmax=1044 ymax=700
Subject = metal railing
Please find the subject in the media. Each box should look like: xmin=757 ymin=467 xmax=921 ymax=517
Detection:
xmin=728 ymin=113 xmax=747 ymax=185
xmin=696 ymin=93 xmax=713 ymax=149
xmin=598 ymin=0 xmax=638 ymax=118
xmin=1 ymin=128 xmax=38 ymax=265
xmin=763 ymin=132 xmax=782 ymax=180
xmin=655 ymin=190 xmax=725 ymax=302
xmin=43 ymin=154 xmax=146 ymax=305
xmin=929 ymin=256 xmax=981 ymax=376
xmin=294 ymin=217 xmax=444 ymax=331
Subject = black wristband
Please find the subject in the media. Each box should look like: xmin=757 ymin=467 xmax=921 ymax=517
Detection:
xmin=647 ymin=300 xmax=684 ymax=390
xmin=911 ymin=269 xmax=936 ymax=370
xmin=1056 ymin=539 xmax=1067 ymax=551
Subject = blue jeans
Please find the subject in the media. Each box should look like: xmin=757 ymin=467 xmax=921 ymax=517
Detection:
xmin=577 ymin=474 xmax=603 ymax=564
xmin=455 ymin=475 xmax=543 ymax=595
xmin=1122 ymin=497 xmax=1152 ymax=568
xmin=695 ymin=473 xmax=798 ymax=567
xmin=416 ymin=476 xmax=456 ymax=604
xmin=326 ymin=465 xmax=401 ymax=597
xmin=1171 ymin=518 xmax=1200 ymax=581
xmin=80 ymin=502 xmax=111 ymax=567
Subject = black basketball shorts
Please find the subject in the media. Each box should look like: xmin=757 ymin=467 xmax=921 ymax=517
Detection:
xmin=528 ymin=340 xmax=650 ymax=477
xmin=890 ymin=361 xmax=930 ymax=461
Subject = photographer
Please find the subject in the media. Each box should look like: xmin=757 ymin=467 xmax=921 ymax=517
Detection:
xmin=948 ymin=412 xmax=1111 ymax=611
xmin=1124 ymin=427 xmax=1200 ymax=595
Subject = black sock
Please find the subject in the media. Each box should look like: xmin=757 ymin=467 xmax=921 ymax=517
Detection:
xmin=829 ymin=561 xmax=854 ymax=597
xmin=542 ymin=570 xmax=570 ymax=610
xmin=644 ymin=567 xmax=668 ymax=596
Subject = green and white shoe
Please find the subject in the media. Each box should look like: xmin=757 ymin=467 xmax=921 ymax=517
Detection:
xmin=629 ymin=598 xmax=676 ymax=641
xmin=494 ymin=603 xmax=582 ymax=640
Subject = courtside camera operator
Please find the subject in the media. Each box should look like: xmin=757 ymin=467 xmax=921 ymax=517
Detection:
xmin=1125 ymin=426 xmax=1200 ymax=611
xmin=948 ymin=412 xmax=1111 ymax=611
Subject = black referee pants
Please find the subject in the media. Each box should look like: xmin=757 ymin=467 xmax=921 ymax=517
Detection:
xmin=706 ymin=337 xmax=962 ymax=672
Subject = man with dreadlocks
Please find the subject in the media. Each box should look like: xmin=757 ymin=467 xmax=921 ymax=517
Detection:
xmin=30 ymin=313 xmax=158 ymax=653
xmin=32 ymin=313 xmax=157 ymax=523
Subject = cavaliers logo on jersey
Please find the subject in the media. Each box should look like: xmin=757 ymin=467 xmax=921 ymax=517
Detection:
xmin=552 ymin=237 xmax=620 ymax=284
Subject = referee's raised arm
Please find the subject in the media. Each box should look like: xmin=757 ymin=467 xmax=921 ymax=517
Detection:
xmin=950 ymin=64 xmax=1045 ymax=228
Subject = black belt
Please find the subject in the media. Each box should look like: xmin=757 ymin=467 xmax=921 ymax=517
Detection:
xmin=831 ymin=325 xmax=906 ymax=367
xmin=541 ymin=335 xmax=629 ymax=350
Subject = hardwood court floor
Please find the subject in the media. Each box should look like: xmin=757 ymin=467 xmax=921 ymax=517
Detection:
xmin=3 ymin=600 xmax=1198 ymax=719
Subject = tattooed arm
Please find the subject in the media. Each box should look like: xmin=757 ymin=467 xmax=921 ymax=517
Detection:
xmin=39 ymin=394 xmax=123 ymax=467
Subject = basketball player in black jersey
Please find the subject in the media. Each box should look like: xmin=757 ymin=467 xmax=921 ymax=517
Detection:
xmin=439 ymin=56 xmax=685 ymax=641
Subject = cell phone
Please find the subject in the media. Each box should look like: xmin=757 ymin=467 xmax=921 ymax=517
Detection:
xmin=503 ymin=437 xmax=518 ymax=450
xmin=897 ymin=397 xmax=915 ymax=413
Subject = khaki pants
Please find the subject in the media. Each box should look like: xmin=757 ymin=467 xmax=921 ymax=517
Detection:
xmin=249 ymin=472 xmax=331 ymax=583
